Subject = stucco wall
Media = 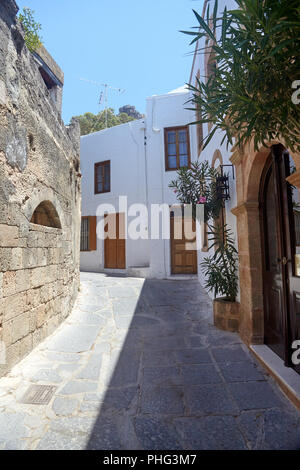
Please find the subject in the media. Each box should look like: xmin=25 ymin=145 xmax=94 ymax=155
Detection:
xmin=80 ymin=88 xmax=199 ymax=278
xmin=189 ymin=0 xmax=239 ymax=298
xmin=80 ymin=119 xmax=150 ymax=273
xmin=145 ymin=89 xmax=198 ymax=278
xmin=0 ymin=0 xmax=81 ymax=376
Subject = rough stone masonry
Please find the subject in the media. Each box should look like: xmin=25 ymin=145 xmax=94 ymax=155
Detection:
xmin=0 ymin=0 xmax=81 ymax=377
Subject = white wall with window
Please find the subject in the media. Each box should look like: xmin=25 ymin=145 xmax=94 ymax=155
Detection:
xmin=80 ymin=87 xmax=199 ymax=278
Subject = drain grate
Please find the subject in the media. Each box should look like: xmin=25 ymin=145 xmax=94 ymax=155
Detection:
xmin=20 ymin=385 xmax=57 ymax=405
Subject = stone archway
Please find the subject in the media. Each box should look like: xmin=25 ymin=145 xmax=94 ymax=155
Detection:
xmin=230 ymin=143 xmax=279 ymax=345
xmin=231 ymin=141 xmax=300 ymax=346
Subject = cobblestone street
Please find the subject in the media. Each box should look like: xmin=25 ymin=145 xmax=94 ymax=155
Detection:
xmin=0 ymin=272 xmax=299 ymax=450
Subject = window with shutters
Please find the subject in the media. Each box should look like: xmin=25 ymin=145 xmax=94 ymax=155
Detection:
xmin=80 ymin=216 xmax=97 ymax=252
xmin=95 ymin=161 xmax=111 ymax=194
xmin=80 ymin=217 xmax=90 ymax=251
xmin=164 ymin=126 xmax=191 ymax=171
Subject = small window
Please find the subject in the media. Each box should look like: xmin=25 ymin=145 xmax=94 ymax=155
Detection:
xmin=80 ymin=217 xmax=90 ymax=251
xmin=164 ymin=126 xmax=191 ymax=171
xmin=80 ymin=216 xmax=97 ymax=252
xmin=95 ymin=161 xmax=111 ymax=194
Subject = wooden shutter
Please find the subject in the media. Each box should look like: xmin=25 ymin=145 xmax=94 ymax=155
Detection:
xmin=89 ymin=216 xmax=97 ymax=251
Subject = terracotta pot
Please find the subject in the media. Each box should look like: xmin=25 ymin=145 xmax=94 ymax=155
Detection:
xmin=213 ymin=298 xmax=240 ymax=333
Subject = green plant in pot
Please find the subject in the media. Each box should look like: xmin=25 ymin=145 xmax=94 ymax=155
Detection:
xmin=201 ymin=223 xmax=238 ymax=302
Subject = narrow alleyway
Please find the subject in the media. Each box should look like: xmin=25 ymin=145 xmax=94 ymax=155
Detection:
xmin=0 ymin=273 xmax=299 ymax=450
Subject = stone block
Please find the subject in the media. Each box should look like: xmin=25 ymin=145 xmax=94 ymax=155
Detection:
xmin=22 ymin=248 xmax=38 ymax=269
xmin=3 ymin=271 xmax=16 ymax=297
xmin=0 ymin=225 xmax=18 ymax=247
xmin=3 ymin=292 xmax=27 ymax=321
xmin=26 ymin=288 xmax=41 ymax=309
xmin=11 ymin=312 xmax=30 ymax=343
xmin=0 ymin=248 xmax=12 ymax=271
xmin=9 ymin=248 xmax=23 ymax=271
xmin=15 ymin=269 xmax=30 ymax=294
xmin=33 ymin=304 xmax=46 ymax=329
xmin=30 ymin=266 xmax=48 ymax=288
xmin=19 ymin=334 xmax=33 ymax=358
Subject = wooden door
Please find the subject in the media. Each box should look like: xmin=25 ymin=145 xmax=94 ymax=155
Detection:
xmin=261 ymin=150 xmax=287 ymax=360
xmin=104 ymin=213 xmax=126 ymax=269
xmin=170 ymin=215 xmax=197 ymax=274
xmin=261 ymin=145 xmax=300 ymax=373
xmin=282 ymin=150 xmax=300 ymax=374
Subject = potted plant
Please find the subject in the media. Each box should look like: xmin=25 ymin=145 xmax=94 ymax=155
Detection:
xmin=201 ymin=224 xmax=240 ymax=332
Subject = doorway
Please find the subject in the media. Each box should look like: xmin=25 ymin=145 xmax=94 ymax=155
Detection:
xmin=104 ymin=213 xmax=126 ymax=269
xmin=260 ymin=144 xmax=300 ymax=373
xmin=170 ymin=213 xmax=197 ymax=275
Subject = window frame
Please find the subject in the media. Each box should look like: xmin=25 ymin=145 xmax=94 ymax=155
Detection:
xmin=80 ymin=216 xmax=97 ymax=252
xmin=94 ymin=160 xmax=111 ymax=195
xmin=164 ymin=126 xmax=191 ymax=172
xmin=80 ymin=216 xmax=90 ymax=252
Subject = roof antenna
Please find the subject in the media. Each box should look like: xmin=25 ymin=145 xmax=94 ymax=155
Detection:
xmin=80 ymin=78 xmax=126 ymax=129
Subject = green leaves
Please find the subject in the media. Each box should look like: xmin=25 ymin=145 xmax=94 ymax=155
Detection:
xmin=169 ymin=159 xmax=223 ymax=223
xmin=185 ymin=0 xmax=300 ymax=153
xmin=192 ymin=9 xmax=216 ymax=42
xmin=18 ymin=7 xmax=42 ymax=52
xmin=201 ymin=224 xmax=238 ymax=301
xmin=74 ymin=108 xmax=138 ymax=136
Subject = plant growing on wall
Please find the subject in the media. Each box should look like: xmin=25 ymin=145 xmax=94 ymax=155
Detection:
xmin=169 ymin=160 xmax=223 ymax=222
xmin=183 ymin=0 xmax=300 ymax=152
xmin=19 ymin=7 xmax=42 ymax=52
xmin=201 ymin=224 xmax=238 ymax=302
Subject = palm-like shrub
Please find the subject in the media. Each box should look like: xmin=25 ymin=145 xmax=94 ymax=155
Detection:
xmin=201 ymin=224 xmax=238 ymax=301
xmin=169 ymin=160 xmax=223 ymax=222
xmin=183 ymin=0 xmax=300 ymax=152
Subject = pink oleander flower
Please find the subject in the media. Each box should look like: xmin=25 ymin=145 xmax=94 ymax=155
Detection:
xmin=197 ymin=196 xmax=207 ymax=204
xmin=174 ymin=189 xmax=178 ymax=194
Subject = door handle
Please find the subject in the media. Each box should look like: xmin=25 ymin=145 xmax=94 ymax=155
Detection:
xmin=282 ymin=257 xmax=291 ymax=265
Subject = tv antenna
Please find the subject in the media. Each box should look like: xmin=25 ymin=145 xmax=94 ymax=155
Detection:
xmin=80 ymin=78 xmax=126 ymax=128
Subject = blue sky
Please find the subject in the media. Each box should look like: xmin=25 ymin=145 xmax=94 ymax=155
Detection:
xmin=16 ymin=0 xmax=203 ymax=124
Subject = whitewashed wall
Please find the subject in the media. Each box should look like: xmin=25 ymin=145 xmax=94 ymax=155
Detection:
xmin=80 ymin=119 xmax=150 ymax=273
xmin=80 ymin=0 xmax=240 ymax=287
xmin=189 ymin=0 xmax=240 ymax=299
xmin=146 ymin=88 xmax=198 ymax=277
xmin=80 ymin=88 xmax=200 ymax=277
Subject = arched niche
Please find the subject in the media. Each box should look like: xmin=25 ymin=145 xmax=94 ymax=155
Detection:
xmin=30 ymin=200 xmax=62 ymax=229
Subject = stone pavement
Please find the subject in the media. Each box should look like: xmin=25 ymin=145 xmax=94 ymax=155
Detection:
xmin=0 ymin=272 xmax=299 ymax=450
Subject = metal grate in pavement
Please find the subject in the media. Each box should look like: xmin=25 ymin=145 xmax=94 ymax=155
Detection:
xmin=20 ymin=384 xmax=57 ymax=405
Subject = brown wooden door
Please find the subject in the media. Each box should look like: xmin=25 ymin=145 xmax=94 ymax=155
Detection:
xmin=261 ymin=145 xmax=300 ymax=373
xmin=282 ymin=150 xmax=300 ymax=374
xmin=104 ymin=213 xmax=126 ymax=269
xmin=261 ymin=149 xmax=287 ymax=361
xmin=170 ymin=215 xmax=197 ymax=274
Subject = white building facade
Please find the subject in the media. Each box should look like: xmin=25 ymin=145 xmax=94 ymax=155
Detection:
xmin=80 ymin=0 xmax=239 ymax=295
xmin=80 ymin=87 xmax=202 ymax=279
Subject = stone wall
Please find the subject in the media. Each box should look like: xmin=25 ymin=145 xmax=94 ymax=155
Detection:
xmin=0 ymin=0 xmax=81 ymax=376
